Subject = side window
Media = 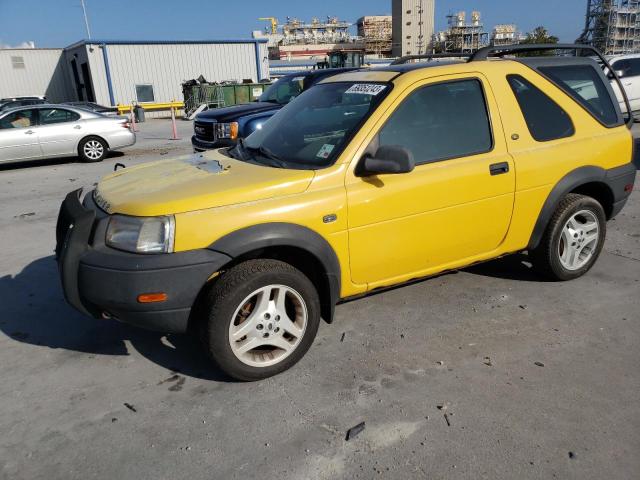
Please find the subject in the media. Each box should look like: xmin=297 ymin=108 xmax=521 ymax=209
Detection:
xmin=0 ymin=109 xmax=36 ymax=129
xmin=612 ymin=58 xmax=640 ymax=77
xmin=39 ymin=108 xmax=80 ymax=125
xmin=539 ymin=65 xmax=619 ymax=126
xmin=507 ymin=75 xmax=575 ymax=142
xmin=378 ymin=79 xmax=493 ymax=165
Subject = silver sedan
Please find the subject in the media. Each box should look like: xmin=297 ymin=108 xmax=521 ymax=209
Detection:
xmin=0 ymin=104 xmax=135 ymax=163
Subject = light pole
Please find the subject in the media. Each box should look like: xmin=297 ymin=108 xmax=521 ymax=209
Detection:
xmin=80 ymin=0 xmax=92 ymax=39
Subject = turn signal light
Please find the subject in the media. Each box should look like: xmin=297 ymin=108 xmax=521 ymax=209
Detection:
xmin=230 ymin=122 xmax=239 ymax=140
xmin=137 ymin=292 xmax=168 ymax=303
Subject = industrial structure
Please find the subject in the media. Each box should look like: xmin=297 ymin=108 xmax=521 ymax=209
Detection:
xmin=253 ymin=17 xmax=363 ymax=60
xmin=0 ymin=40 xmax=269 ymax=116
xmin=491 ymin=24 xmax=520 ymax=47
xmin=357 ymin=16 xmax=393 ymax=57
xmin=578 ymin=0 xmax=640 ymax=54
xmin=392 ymin=0 xmax=436 ymax=56
xmin=434 ymin=11 xmax=489 ymax=53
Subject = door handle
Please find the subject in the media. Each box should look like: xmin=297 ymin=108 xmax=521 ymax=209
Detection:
xmin=24 ymin=130 xmax=35 ymax=135
xmin=489 ymin=162 xmax=510 ymax=176
xmin=74 ymin=125 xmax=82 ymax=129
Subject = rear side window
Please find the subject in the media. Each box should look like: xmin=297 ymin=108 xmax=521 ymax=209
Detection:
xmin=507 ymin=75 xmax=575 ymax=142
xmin=39 ymin=108 xmax=80 ymax=125
xmin=539 ymin=65 xmax=619 ymax=126
xmin=378 ymin=79 xmax=493 ymax=165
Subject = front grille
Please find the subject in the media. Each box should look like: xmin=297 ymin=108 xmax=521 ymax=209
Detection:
xmin=194 ymin=121 xmax=216 ymax=140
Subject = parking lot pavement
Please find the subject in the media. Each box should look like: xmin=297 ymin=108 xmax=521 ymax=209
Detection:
xmin=0 ymin=124 xmax=639 ymax=480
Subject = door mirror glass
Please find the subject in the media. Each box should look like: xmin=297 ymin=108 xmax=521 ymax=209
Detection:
xmin=356 ymin=145 xmax=415 ymax=177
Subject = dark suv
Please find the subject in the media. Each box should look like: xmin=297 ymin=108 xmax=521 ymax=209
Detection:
xmin=191 ymin=68 xmax=357 ymax=151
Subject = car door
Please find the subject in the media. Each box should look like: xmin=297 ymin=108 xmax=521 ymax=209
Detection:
xmin=36 ymin=108 xmax=84 ymax=157
xmin=0 ymin=109 xmax=41 ymax=162
xmin=345 ymin=75 xmax=515 ymax=288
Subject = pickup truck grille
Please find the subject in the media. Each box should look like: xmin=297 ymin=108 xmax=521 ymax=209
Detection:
xmin=194 ymin=121 xmax=216 ymax=140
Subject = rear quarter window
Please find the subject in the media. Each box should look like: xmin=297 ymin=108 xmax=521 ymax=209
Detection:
xmin=538 ymin=65 xmax=620 ymax=127
xmin=507 ymin=75 xmax=575 ymax=142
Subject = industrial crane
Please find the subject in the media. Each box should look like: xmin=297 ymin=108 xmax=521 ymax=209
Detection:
xmin=258 ymin=17 xmax=279 ymax=34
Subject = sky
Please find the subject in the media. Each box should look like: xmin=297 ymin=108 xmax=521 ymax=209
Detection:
xmin=0 ymin=0 xmax=589 ymax=49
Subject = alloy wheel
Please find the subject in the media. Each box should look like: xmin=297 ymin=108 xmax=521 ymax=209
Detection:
xmin=558 ymin=209 xmax=600 ymax=271
xmin=83 ymin=140 xmax=104 ymax=160
xmin=228 ymin=284 xmax=308 ymax=368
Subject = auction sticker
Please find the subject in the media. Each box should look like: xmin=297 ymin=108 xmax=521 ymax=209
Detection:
xmin=316 ymin=144 xmax=335 ymax=159
xmin=345 ymin=84 xmax=387 ymax=95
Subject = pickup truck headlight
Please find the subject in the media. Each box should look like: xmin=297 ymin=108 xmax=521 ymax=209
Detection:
xmin=214 ymin=122 xmax=238 ymax=140
xmin=105 ymin=215 xmax=175 ymax=254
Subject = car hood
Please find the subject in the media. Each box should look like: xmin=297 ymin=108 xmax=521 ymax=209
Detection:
xmin=93 ymin=150 xmax=315 ymax=216
xmin=196 ymin=102 xmax=281 ymax=123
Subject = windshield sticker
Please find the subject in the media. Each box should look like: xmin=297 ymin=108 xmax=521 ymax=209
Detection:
xmin=292 ymin=76 xmax=306 ymax=81
xmin=316 ymin=144 xmax=335 ymax=159
xmin=345 ymin=84 xmax=387 ymax=96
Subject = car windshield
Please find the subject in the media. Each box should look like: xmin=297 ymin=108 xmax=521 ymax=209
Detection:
xmin=259 ymin=75 xmax=306 ymax=104
xmin=234 ymin=81 xmax=390 ymax=170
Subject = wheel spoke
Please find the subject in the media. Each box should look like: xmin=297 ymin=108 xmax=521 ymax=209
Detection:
xmin=234 ymin=336 xmax=260 ymax=355
xmin=278 ymin=315 xmax=303 ymax=339
xmin=230 ymin=317 xmax=257 ymax=341
xmin=263 ymin=335 xmax=294 ymax=352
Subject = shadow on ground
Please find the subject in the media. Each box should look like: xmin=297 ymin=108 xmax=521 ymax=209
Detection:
xmin=0 ymin=255 xmax=232 ymax=382
xmin=464 ymin=252 xmax=550 ymax=282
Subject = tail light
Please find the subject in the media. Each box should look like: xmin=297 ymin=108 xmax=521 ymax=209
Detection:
xmin=121 ymin=121 xmax=131 ymax=130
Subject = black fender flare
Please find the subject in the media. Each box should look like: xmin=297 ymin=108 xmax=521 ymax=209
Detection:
xmin=527 ymin=166 xmax=610 ymax=250
xmin=208 ymin=223 xmax=341 ymax=323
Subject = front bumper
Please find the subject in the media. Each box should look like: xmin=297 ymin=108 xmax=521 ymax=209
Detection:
xmin=191 ymin=135 xmax=235 ymax=152
xmin=56 ymin=189 xmax=230 ymax=333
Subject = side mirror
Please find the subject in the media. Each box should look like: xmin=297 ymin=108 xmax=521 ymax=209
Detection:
xmin=609 ymin=69 xmax=625 ymax=79
xmin=356 ymin=145 xmax=415 ymax=177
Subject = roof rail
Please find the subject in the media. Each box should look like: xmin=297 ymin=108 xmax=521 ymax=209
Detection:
xmin=469 ymin=43 xmax=634 ymax=127
xmin=391 ymin=53 xmax=471 ymax=65
xmin=469 ymin=43 xmax=595 ymax=61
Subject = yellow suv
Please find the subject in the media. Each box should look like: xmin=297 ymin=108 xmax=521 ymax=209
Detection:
xmin=56 ymin=45 xmax=636 ymax=380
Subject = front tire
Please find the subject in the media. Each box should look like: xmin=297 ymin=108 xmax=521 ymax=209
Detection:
xmin=78 ymin=136 xmax=108 ymax=162
xmin=530 ymin=193 xmax=606 ymax=281
xmin=199 ymin=259 xmax=321 ymax=381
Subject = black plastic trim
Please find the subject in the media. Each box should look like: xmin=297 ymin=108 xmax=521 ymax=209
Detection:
xmin=209 ymin=223 xmax=341 ymax=323
xmin=528 ymin=164 xmax=636 ymax=250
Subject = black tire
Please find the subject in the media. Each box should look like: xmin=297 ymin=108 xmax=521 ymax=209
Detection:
xmin=529 ymin=193 xmax=606 ymax=281
xmin=198 ymin=259 xmax=321 ymax=381
xmin=78 ymin=136 xmax=108 ymax=163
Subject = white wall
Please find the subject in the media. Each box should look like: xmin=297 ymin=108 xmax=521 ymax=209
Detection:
xmin=0 ymin=49 xmax=71 ymax=101
xmin=84 ymin=42 xmax=269 ymax=111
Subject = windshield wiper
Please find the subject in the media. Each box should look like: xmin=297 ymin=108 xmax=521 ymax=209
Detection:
xmin=254 ymin=145 xmax=289 ymax=168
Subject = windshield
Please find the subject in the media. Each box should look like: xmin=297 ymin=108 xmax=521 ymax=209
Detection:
xmin=236 ymin=81 xmax=390 ymax=170
xmin=259 ymin=75 xmax=306 ymax=104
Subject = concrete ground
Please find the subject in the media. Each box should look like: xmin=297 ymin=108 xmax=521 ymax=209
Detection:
xmin=0 ymin=119 xmax=639 ymax=480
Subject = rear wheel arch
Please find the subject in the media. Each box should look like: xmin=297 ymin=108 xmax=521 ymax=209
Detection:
xmin=528 ymin=166 xmax=613 ymax=250
xmin=205 ymin=223 xmax=341 ymax=324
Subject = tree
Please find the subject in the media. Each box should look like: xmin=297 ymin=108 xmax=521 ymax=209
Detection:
xmin=518 ymin=26 xmax=559 ymax=56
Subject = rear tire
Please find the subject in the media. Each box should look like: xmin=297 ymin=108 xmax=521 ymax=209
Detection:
xmin=198 ymin=259 xmax=321 ymax=381
xmin=529 ymin=193 xmax=606 ymax=281
xmin=78 ymin=136 xmax=108 ymax=162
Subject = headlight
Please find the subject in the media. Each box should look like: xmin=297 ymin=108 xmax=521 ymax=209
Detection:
xmin=214 ymin=122 xmax=238 ymax=139
xmin=105 ymin=215 xmax=175 ymax=254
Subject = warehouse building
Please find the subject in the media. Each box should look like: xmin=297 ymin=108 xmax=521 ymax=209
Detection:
xmin=1 ymin=39 xmax=269 ymax=113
